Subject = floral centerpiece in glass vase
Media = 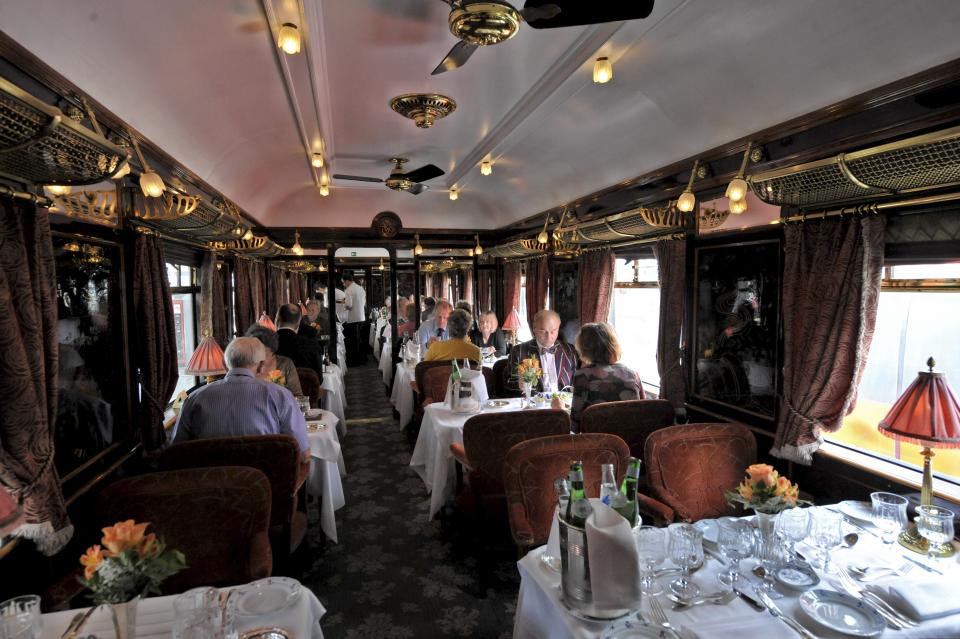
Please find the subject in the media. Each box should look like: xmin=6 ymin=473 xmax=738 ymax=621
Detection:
xmin=80 ymin=520 xmax=186 ymax=638
xmin=266 ymin=369 xmax=286 ymax=387
xmin=515 ymin=356 xmax=542 ymax=408
xmin=725 ymin=464 xmax=809 ymax=537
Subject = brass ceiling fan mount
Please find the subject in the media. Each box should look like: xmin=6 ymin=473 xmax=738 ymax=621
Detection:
xmin=389 ymin=93 xmax=457 ymax=129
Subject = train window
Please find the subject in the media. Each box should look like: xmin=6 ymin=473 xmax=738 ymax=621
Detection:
xmin=167 ymin=262 xmax=201 ymax=400
xmin=609 ymin=258 xmax=660 ymax=395
xmin=826 ymin=263 xmax=960 ymax=485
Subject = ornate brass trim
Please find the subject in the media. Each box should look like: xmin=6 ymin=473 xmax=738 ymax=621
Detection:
xmin=389 ymin=93 xmax=457 ymax=129
xmin=49 ymin=189 xmax=119 ymax=227
xmin=132 ymin=191 xmax=200 ymax=220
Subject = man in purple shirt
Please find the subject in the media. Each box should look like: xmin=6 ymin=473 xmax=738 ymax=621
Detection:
xmin=172 ymin=337 xmax=309 ymax=453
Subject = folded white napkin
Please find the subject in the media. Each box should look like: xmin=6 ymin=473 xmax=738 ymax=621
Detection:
xmin=586 ymin=502 xmax=642 ymax=609
xmin=887 ymin=579 xmax=960 ymax=620
xmin=445 ymin=368 xmax=489 ymax=410
xmin=546 ymin=507 xmax=561 ymax=559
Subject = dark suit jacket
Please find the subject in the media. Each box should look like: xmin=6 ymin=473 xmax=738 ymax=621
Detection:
xmin=469 ymin=327 xmax=507 ymax=357
xmin=277 ymin=328 xmax=324 ymax=376
xmin=506 ymin=339 xmax=577 ymax=393
xmin=298 ymin=320 xmax=319 ymax=340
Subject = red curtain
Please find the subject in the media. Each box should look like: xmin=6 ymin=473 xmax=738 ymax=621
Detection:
xmin=478 ymin=273 xmax=490 ymax=314
xmin=251 ymin=261 xmax=267 ymax=318
xmin=267 ymin=266 xmax=285 ymax=318
xmin=525 ymin=257 xmax=549 ymax=329
xmin=773 ymin=216 xmax=885 ymax=464
xmin=233 ymin=258 xmax=254 ymax=333
xmin=464 ymin=269 xmax=473 ymax=308
xmin=0 ymin=199 xmax=72 ymax=555
xmin=502 ymin=262 xmax=521 ymax=322
xmin=577 ymin=250 xmax=615 ymax=324
xmin=210 ymin=260 xmax=228 ymax=347
xmin=654 ymin=239 xmax=686 ymax=412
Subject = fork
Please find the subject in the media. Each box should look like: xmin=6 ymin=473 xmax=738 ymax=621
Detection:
xmin=647 ymin=598 xmax=683 ymax=639
xmin=848 ymin=562 xmax=913 ymax=581
xmin=835 ymin=566 xmax=918 ymax=629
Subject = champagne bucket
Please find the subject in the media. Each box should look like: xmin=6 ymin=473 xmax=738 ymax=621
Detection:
xmin=559 ymin=516 xmax=592 ymax=606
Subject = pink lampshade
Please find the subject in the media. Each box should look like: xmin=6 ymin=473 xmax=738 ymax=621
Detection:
xmin=502 ymin=307 xmax=522 ymax=331
xmin=185 ymin=335 xmax=228 ymax=376
xmin=257 ymin=312 xmax=277 ymax=331
xmin=0 ymin=487 xmax=23 ymax=536
xmin=878 ymin=359 xmax=960 ymax=449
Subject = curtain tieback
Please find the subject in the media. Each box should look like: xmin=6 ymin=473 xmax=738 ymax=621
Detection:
xmin=4 ymin=452 xmax=55 ymax=500
xmin=784 ymin=397 xmax=825 ymax=430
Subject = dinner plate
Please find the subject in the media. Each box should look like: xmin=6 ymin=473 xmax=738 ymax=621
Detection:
xmin=486 ymin=400 xmax=511 ymax=408
xmin=774 ymin=561 xmax=820 ymax=591
xmin=798 ymin=589 xmax=885 ymax=636
xmin=601 ymin=617 xmax=663 ymax=638
xmin=837 ymin=500 xmax=874 ymax=524
xmin=230 ymin=577 xmax=302 ymax=617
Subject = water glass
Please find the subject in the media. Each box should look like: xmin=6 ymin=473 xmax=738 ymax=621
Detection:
xmin=634 ymin=525 xmax=667 ymax=595
xmin=915 ymin=505 xmax=956 ymax=561
xmin=753 ymin=530 xmax=786 ymax=599
xmin=295 ymin=395 xmax=311 ymax=417
xmin=174 ymin=587 xmax=226 ymax=639
xmin=667 ymin=524 xmax=703 ymax=599
xmin=870 ymin=492 xmax=908 ymax=544
xmin=0 ymin=595 xmax=41 ymax=639
xmin=716 ymin=518 xmax=753 ymax=587
xmin=776 ymin=507 xmax=811 ymax=561
xmin=811 ymin=509 xmax=843 ymax=573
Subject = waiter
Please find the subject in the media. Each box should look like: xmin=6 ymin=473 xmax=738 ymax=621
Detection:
xmin=343 ymin=272 xmax=367 ymax=366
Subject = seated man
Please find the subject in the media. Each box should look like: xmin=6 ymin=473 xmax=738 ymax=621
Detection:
xmin=507 ymin=309 xmax=576 ymax=393
xmin=171 ymin=337 xmax=309 ymax=454
xmin=424 ymin=309 xmax=481 ymax=363
xmin=416 ymin=299 xmax=452 ymax=353
xmin=275 ymin=303 xmax=324 ymax=376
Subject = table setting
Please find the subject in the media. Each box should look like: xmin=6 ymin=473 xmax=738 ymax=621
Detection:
xmin=304 ymin=408 xmax=346 ymax=543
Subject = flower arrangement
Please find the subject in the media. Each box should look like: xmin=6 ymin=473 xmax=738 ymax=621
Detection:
xmin=516 ymin=356 xmax=542 ymax=385
xmin=725 ymin=464 xmax=810 ymax=514
xmin=80 ymin=520 xmax=186 ymax=604
xmin=267 ymin=369 xmax=286 ymax=387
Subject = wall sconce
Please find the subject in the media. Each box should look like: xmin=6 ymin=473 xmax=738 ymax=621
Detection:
xmin=378 ymin=259 xmax=385 ymax=271
xmin=277 ymin=23 xmax=301 ymax=55
xmin=242 ymin=229 xmax=255 ymax=241
xmin=311 ymin=153 xmax=324 ymax=168
xmin=449 ymin=186 xmax=459 ymax=201
xmin=414 ymin=233 xmax=423 ymax=256
xmin=725 ymin=141 xmax=754 ymax=203
xmin=676 ymin=159 xmax=699 ymax=213
xmin=129 ymin=132 xmax=165 ymax=198
xmin=474 ymin=233 xmax=483 ymax=256
xmin=480 ymin=158 xmax=492 ymax=176
xmin=536 ymin=215 xmax=551 ymax=244
xmin=291 ymin=230 xmax=304 ymax=256
xmin=729 ymin=197 xmax=748 ymax=215
xmin=45 ymin=184 xmax=72 ymax=196
xmin=593 ymin=56 xmax=613 ymax=84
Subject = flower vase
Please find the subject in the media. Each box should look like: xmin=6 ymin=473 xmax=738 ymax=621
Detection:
xmin=521 ymin=381 xmax=533 ymax=408
xmin=753 ymin=510 xmax=777 ymax=540
xmin=110 ymin=597 xmax=138 ymax=639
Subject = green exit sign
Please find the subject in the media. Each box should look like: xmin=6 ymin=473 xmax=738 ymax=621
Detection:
xmin=351 ymin=251 xmax=357 ymax=257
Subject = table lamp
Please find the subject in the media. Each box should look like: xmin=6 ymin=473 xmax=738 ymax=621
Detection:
xmin=502 ymin=307 xmax=522 ymax=347
xmin=878 ymin=357 xmax=960 ymax=557
xmin=185 ymin=334 xmax=228 ymax=384
xmin=257 ymin=311 xmax=277 ymax=331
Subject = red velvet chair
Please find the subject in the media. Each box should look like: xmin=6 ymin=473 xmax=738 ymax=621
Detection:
xmin=421 ymin=365 xmax=453 ymax=407
xmin=644 ymin=422 xmax=757 ymax=522
xmin=578 ymin=399 xmax=675 ymax=464
xmin=96 ymin=466 xmax=272 ymax=593
xmin=296 ymin=367 xmax=326 ymax=408
xmin=503 ymin=433 xmax=673 ymax=554
xmin=492 ymin=358 xmax=513 ymax=398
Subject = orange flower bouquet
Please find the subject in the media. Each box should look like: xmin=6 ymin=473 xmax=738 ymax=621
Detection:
xmin=516 ymin=356 xmax=542 ymax=385
xmin=267 ymin=369 xmax=286 ymax=387
xmin=80 ymin=520 xmax=186 ymax=604
xmin=725 ymin=464 xmax=810 ymax=514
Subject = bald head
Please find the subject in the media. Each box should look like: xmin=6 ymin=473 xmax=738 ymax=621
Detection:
xmin=275 ymin=303 xmax=302 ymax=329
xmin=224 ymin=337 xmax=266 ymax=372
xmin=532 ymin=309 xmax=561 ymax=349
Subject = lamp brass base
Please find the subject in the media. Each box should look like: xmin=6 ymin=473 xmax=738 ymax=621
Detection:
xmin=898 ymin=525 xmax=955 ymax=558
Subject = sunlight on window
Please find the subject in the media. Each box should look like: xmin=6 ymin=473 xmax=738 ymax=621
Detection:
xmin=608 ymin=258 xmax=660 ymax=393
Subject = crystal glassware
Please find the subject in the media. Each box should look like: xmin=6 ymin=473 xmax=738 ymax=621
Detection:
xmin=870 ymin=492 xmax=908 ymax=544
xmin=295 ymin=395 xmax=310 ymax=417
xmin=0 ymin=595 xmax=41 ymax=639
xmin=635 ymin=525 xmax=667 ymax=596
xmin=173 ymin=587 xmax=225 ymax=639
xmin=753 ymin=529 xmax=786 ymax=599
xmin=667 ymin=523 xmax=703 ymax=599
xmin=716 ymin=518 xmax=753 ymax=587
xmin=915 ymin=505 xmax=955 ymax=561
xmin=811 ymin=509 xmax=843 ymax=573
xmin=775 ymin=507 xmax=812 ymax=561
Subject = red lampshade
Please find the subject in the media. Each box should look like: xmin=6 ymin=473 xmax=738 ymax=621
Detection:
xmin=0 ymin=487 xmax=23 ymax=536
xmin=185 ymin=335 xmax=228 ymax=377
xmin=257 ymin=312 xmax=277 ymax=331
xmin=502 ymin=307 xmax=522 ymax=331
xmin=878 ymin=360 xmax=960 ymax=450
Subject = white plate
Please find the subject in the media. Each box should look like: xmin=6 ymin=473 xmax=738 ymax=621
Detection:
xmin=486 ymin=400 xmax=511 ymax=408
xmin=601 ymin=617 xmax=663 ymax=638
xmin=230 ymin=577 xmax=302 ymax=616
xmin=692 ymin=519 xmax=718 ymax=545
xmin=774 ymin=562 xmax=820 ymax=591
xmin=837 ymin=500 xmax=874 ymax=524
xmin=799 ymin=589 xmax=885 ymax=637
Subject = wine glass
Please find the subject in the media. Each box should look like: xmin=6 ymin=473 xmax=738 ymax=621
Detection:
xmin=753 ymin=530 xmax=786 ymax=599
xmin=635 ymin=526 xmax=667 ymax=595
xmin=811 ymin=509 xmax=843 ymax=573
xmin=915 ymin=505 xmax=955 ymax=561
xmin=667 ymin=524 xmax=703 ymax=599
xmin=0 ymin=595 xmax=41 ymax=639
xmin=870 ymin=492 xmax=908 ymax=544
xmin=716 ymin=518 xmax=753 ymax=588
xmin=776 ymin=507 xmax=811 ymax=562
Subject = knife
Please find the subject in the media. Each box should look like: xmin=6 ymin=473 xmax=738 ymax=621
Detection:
xmin=754 ymin=588 xmax=818 ymax=639
xmin=901 ymin=554 xmax=943 ymax=575
xmin=732 ymin=587 xmax=765 ymax=612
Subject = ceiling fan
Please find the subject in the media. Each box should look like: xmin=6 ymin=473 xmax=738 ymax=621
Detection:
xmin=333 ymin=158 xmax=444 ymax=195
xmin=432 ymin=0 xmax=656 ymax=75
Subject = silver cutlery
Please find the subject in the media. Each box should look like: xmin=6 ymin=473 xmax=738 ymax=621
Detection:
xmin=647 ymin=597 xmax=683 ymax=639
xmin=669 ymin=590 xmax=735 ymax=609
xmin=63 ymin=605 xmax=98 ymax=639
xmin=60 ymin=611 xmax=84 ymax=639
xmin=901 ymin=554 xmax=943 ymax=575
xmin=848 ymin=562 xmax=913 ymax=581
xmin=753 ymin=587 xmax=818 ymax=639
xmin=702 ymin=546 xmax=728 ymax=565
xmin=733 ymin=587 xmax=765 ymax=611
xmin=835 ymin=566 xmax=918 ymax=629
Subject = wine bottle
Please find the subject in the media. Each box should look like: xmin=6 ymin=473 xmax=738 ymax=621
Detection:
xmin=614 ymin=457 xmax=642 ymax=526
xmin=565 ymin=462 xmax=593 ymax=527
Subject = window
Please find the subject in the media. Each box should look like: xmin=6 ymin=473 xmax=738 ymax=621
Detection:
xmin=517 ymin=272 xmax=532 ymax=343
xmin=826 ymin=263 xmax=960 ymax=485
xmin=608 ymin=258 xmax=660 ymax=395
xmin=167 ymin=262 xmax=200 ymax=400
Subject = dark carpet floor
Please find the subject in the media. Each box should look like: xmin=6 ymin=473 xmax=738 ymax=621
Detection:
xmin=299 ymin=359 xmax=520 ymax=639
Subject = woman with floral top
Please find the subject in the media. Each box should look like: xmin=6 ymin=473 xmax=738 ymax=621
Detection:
xmin=570 ymin=322 xmax=642 ymax=432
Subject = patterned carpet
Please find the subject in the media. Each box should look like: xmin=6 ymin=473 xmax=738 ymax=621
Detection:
xmin=299 ymin=359 xmax=520 ymax=639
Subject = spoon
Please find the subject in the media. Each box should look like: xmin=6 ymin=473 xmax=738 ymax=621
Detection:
xmin=669 ymin=590 xmax=735 ymax=609
xmin=752 ymin=566 xmax=766 ymax=579
xmin=841 ymin=532 xmax=859 ymax=549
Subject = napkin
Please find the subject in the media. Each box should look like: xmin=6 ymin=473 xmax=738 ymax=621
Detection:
xmin=444 ymin=368 xmax=489 ymax=409
xmin=585 ymin=502 xmax=642 ymax=609
xmin=546 ymin=507 xmax=561 ymax=560
xmin=887 ymin=579 xmax=960 ymax=620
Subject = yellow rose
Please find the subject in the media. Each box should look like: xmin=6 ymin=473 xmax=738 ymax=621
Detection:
xmin=746 ymin=464 xmax=776 ymax=486
xmin=737 ymin=480 xmax=754 ymax=500
xmin=101 ymin=520 xmax=150 ymax=555
xmin=783 ymin=484 xmax=800 ymax=506
xmin=80 ymin=544 xmax=106 ymax=580
xmin=773 ymin=475 xmax=791 ymax=496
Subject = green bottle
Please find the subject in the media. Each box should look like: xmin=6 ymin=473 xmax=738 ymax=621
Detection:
xmin=613 ymin=457 xmax=642 ymax=526
xmin=565 ymin=461 xmax=593 ymax=527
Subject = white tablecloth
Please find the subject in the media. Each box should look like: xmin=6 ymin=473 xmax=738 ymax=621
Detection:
xmin=336 ymin=323 xmax=347 ymax=375
xmin=39 ymin=581 xmax=326 ymax=639
xmin=409 ymin=397 xmax=527 ymax=517
xmin=391 ymin=363 xmax=417 ymax=430
xmin=379 ymin=342 xmax=393 ymax=386
xmin=306 ymin=409 xmax=346 ymax=543
xmin=321 ymin=366 xmax=347 ymax=437
xmin=513 ymin=509 xmax=960 ymax=639
xmin=373 ymin=321 xmax=390 ymax=360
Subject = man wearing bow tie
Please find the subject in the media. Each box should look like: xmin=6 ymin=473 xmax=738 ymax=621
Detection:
xmin=507 ymin=309 xmax=577 ymax=394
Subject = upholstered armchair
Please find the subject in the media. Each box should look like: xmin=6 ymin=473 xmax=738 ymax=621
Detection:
xmin=578 ymin=399 xmax=675 ymax=465
xmin=644 ymin=422 xmax=757 ymax=522
xmin=96 ymin=466 xmax=272 ymax=593
xmin=503 ymin=433 xmax=674 ymax=554
xmin=491 ymin=358 xmax=513 ymax=398
xmin=159 ymin=434 xmax=308 ymax=562
xmin=421 ymin=365 xmax=453 ymax=407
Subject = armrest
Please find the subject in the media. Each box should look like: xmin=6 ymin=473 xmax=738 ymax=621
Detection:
xmin=296 ymin=454 xmax=311 ymax=489
xmin=636 ymin=492 xmax=674 ymax=526
xmin=507 ymin=499 xmax=537 ymax=549
xmin=449 ymin=443 xmax=473 ymax=472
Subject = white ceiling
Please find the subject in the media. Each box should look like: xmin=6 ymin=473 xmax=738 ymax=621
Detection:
xmin=3 ymin=0 xmax=960 ymax=230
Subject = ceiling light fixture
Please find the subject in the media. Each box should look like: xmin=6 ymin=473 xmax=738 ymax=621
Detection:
xmin=292 ymin=230 xmax=304 ymax=256
xmin=593 ymin=56 xmax=613 ymax=84
xmin=449 ymin=186 xmax=459 ymax=201
xmin=536 ymin=215 xmax=551 ymax=244
xmin=725 ymin=141 xmax=754 ymax=203
xmin=319 ymin=171 xmax=330 ymax=196
xmin=319 ymin=183 xmax=330 ymax=197
xmin=474 ymin=234 xmax=483 ymax=256
xmin=480 ymin=158 xmax=492 ymax=176
xmin=676 ymin=159 xmax=700 ymax=213
xmin=729 ymin=198 xmax=748 ymax=215
xmin=414 ymin=233 xmax=423 ymax=256
xmin=45 ymin=184 xmax=72 ymax=196
xmin=277 ymin=22 xmax=301 ymax=55
xmin=311 ymin=153 xmax=324 ymax=168
xmin=129 ymin=133 xmax=165 ymax=198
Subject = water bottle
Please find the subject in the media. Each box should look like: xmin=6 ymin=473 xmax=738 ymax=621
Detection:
xmin=599 ymin=463 xmax=618 ymax=507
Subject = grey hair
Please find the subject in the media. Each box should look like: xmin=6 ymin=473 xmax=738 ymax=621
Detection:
xmin=224 ymin=337 xmax=266 ymax=370
xmin=447 ymin=309 xmax=472 ymax=339
xmin=454 ymin=300 xmax=472 ymax=314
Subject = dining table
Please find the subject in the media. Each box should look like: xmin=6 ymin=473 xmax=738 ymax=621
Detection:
xmin=390 ymin=362 xmax=417 ymax=430
xmin=320 ymin=363 xmax=347 ymax=438
xmin=379 ymin=340 xmax=393 ymax=387
xmin=512 ymin=505 xmax=960 ymax=639
xmin=38 ymin=579 xmax=326 ymax=638
xmin=306 ymin=408 xmax=346 ymax=543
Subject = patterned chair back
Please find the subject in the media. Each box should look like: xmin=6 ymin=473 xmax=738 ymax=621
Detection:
xmin=644 ymin=423 xmax=756 ymax=522
xmin=96 ymin=466 xmax=272 ymax=593
xmin=579 ymin=399 xmax=675 ymax=460
xmin=422 ymin=365 xmax=453 ymax=405
xmin=503 ymin=433 xmax=629 ymax=551
xmin=297 ymin=367 xmax=322 ymax=408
